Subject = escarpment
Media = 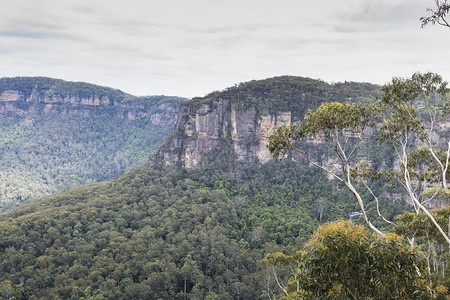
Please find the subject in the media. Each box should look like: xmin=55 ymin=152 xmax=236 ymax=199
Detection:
xmin=161 ymin=99 xmax=293 ymax=167
xmin=0 ymin=77 xmax=186 ymax=211
xmin=157 ymin=76 xmax=381 ymax=167
xmin=0 ymin=77 xmax=184 ymax=121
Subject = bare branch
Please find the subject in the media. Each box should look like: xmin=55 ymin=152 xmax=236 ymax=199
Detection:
xmin=362 ymin=181 xmax=394 ymax=224
xmin=292 ymin=146 xmax=344 ymax=182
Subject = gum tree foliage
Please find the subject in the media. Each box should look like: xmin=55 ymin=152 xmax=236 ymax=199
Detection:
xmin=421 ymin=0 xmax=450 ymax=29
xmin=378 ymin=72 xmax=450 ymax=246
xmin=395 ymin=207 xmax=450 ymax=288
xmin=268 ymin=72 xmax=450 ymax=246
xmin=260 ymin=221 xmax=445 ymax=300
xmin=267 ymin=101 xmax=383 ymax=234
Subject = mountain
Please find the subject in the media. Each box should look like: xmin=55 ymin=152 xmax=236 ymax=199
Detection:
xmin=0 ymin=77 xmax=186 ymax=210
xmin=1 ymin=76 xmax=412 ymax=299
xmin=157 ymin=76 xmax=380 ymax=168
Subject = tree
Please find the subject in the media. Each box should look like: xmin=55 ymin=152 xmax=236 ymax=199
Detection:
xmin=421 ymin=0 xmax=450 ymax=29
xmin=267 ymin=101 xmax=383 ymax=234
xmin=261 ymin=221 xmax=446 ymax=299
xmin=394 ymin=207 xmax=450 ymax=288
xmin=378 ymin=72 xmax=450 ymax=246
xmin=315 ymin=197 xmax=328 ymax=222
xmin=268 ymin=72 xmax=450 ymax=246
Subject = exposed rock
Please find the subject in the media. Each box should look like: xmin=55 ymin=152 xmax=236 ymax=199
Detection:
xmin=0 ymin=86 xmax=177 ymax=121
xmin=0 ymin=90 xmax=24 ymax=101
xmin=159 ymin=99 xmax=292 ymax=167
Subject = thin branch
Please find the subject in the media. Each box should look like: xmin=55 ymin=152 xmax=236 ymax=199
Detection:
xmin=344 ymin=167 xmax=384 ymax=235
xmin=348 ymin=132 xmax=363 ymax=159
xmin=271 ymin=267 xmax=288 ymax=297
xmin=421 ymin=188 xmax=440 ymax=206
xmin=292 ymin=146 xmax=344 ymax=182
xmin=362 ymin=181 xmax=394 ymax=224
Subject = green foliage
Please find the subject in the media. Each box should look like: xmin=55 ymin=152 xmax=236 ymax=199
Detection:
xmin=395 ymin=206 xmax=450 ymax=248
xmin=0 ymin=157 xmax=395 ymax=299
xmin=267 ymin=72 xmax=449 ymax=239
xmin=264 ymin=221 xmax=445 ymax=300
xmin=394 ymin=207 xmax=450 ymax=288
xmin=0 ymin=78 xmax=185 ymax=211
xmin=267 ymin=102 xmax=376 ymax=161
xmin=379 ymin=72 xmax=449 ymax=143
xmin=199 ymin=76 xmax=379 ymax=117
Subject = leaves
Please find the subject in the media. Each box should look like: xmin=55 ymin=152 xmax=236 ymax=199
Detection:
xmin=421 ymin=0 xmax=450 ymax=29
xmin=269 ymin=221 xmax=444 ymax=299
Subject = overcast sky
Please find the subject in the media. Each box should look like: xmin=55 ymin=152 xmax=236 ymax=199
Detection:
xmin=1 ymin=0 xmax=449 ymax=98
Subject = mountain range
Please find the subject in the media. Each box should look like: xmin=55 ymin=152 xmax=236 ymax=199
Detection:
xmin=0 ymin=76 xmax=443 ymax=299
xmin=0 ymin=77 xmax=186 ymax=210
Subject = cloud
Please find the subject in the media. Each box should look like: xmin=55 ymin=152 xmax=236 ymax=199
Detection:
xmin=0 ymin=29 xmax=78 ymax=40
xmin=332 ymin=0 xmax=426 ymax=32
xmin=0 ymin=0 xmax=449 ymax=98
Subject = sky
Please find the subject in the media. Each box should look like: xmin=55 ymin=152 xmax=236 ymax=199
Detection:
xmin=0 ymin=0 xmax=449 ymax=98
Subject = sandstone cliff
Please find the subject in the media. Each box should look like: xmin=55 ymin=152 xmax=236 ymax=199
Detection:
xmin=0 ymin=77 xmax=186 ymax=211
xmin=157 ymin=76 xmax=380 ymax=167
xmin=161 ymin=99 xmax=292 ymax=167
xmin=0 ymin=77 xmax=183 ymax=121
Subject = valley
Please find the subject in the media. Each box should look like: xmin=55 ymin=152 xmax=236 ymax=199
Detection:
xmin=0 ymin=75 xmax=448 ymax=299
xmin=0 ymin=77 xmax=185 ymax=211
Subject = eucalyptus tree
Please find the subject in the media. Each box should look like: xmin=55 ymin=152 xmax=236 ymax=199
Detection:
xmin=395 ymin=207 xmax=449 ymax=284
xmin=268 ymin=72 xmax=450 ymax=245
xmin=267 ymin=101 xmax=383 ymax=235
xmin=421 ymin=0 xmax=450 ymax=29
xmin=378 ymin=72 xmax=450 ymax=246
xmin=261 ymin=221 xmax=444 ymax=300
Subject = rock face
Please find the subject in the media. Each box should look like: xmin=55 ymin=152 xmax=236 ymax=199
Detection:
xmin=0 ymin=77 xmax=183 ymax=121
xmin=0 ymin=90 xmax=24 ymax=101
xmin=157 ymin=76 xmax=381 ymax=167
xmin=161 ymin=99 xmax=292 ymax=167
xmin=0 ymin=85 xmax=112 ymax=105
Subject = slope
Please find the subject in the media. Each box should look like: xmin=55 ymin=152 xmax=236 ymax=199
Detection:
xmin=0 ymin=76 xmax=409 ymax=299
xmin=0 ymin=77 xmax=186 ymax=210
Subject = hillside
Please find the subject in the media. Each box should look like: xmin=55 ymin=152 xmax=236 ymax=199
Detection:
xmin=0 ymin=76 xmax=416 ymax=299
xmin=0 ymin=158 xmax=410 ymax=299
xmin=0 ymin=77 xmax=186 ymax=210
xmin=157 ymin=76 xmax=380 ymax=167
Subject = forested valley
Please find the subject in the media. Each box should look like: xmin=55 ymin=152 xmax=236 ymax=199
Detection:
xmin=0 ymin=160 xmax=411 ymax=299
xmin=0 ymin=77 xmax=185 ymax=211
xmin=0 ymin=75 xmax=448 ymax=299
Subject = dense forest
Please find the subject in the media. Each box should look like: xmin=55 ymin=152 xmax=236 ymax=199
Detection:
xmin=0 ymin=75 xmax=448 ymax=299
xmin=192 ymin=76 xmax=379 ymax=118
xmin=0 ymin=160 xmax=412 ymax=299
xmin=0 ymin=77 xmax=185 ymax=211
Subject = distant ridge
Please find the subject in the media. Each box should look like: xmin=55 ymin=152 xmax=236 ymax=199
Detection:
xmin=156 ymin=76 xmax=380 ymax=168
xmin=0 ymin=76 xmax=186 ymax=210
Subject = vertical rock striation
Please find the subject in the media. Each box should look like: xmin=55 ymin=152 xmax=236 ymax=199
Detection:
xmin=157 ymin=76 xmax=381 ymax=168
xmin=160 ymin=99 xmax=292 ymax=167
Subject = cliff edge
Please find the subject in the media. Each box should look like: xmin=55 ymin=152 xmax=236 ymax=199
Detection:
xmin=156 ymin=76 xmax=380 ymax=167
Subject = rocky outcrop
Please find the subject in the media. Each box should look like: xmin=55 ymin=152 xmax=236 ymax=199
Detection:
xmin=0 ymin=77 xmax=179 ymax=120
xmin=160 ymin=98 xmax=292 ymax=167
xmin=157 ymin=76 xmax=384 ymax=168
xmin=0 ymin=87 xmax=112 ymax=105
xmin=156 ymin=76 xmax=447 ymax=174
xmin=155 ymin=76 xmax=379 ymax=168
xmin=0 ymin=90 xmax=24 ymax=101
